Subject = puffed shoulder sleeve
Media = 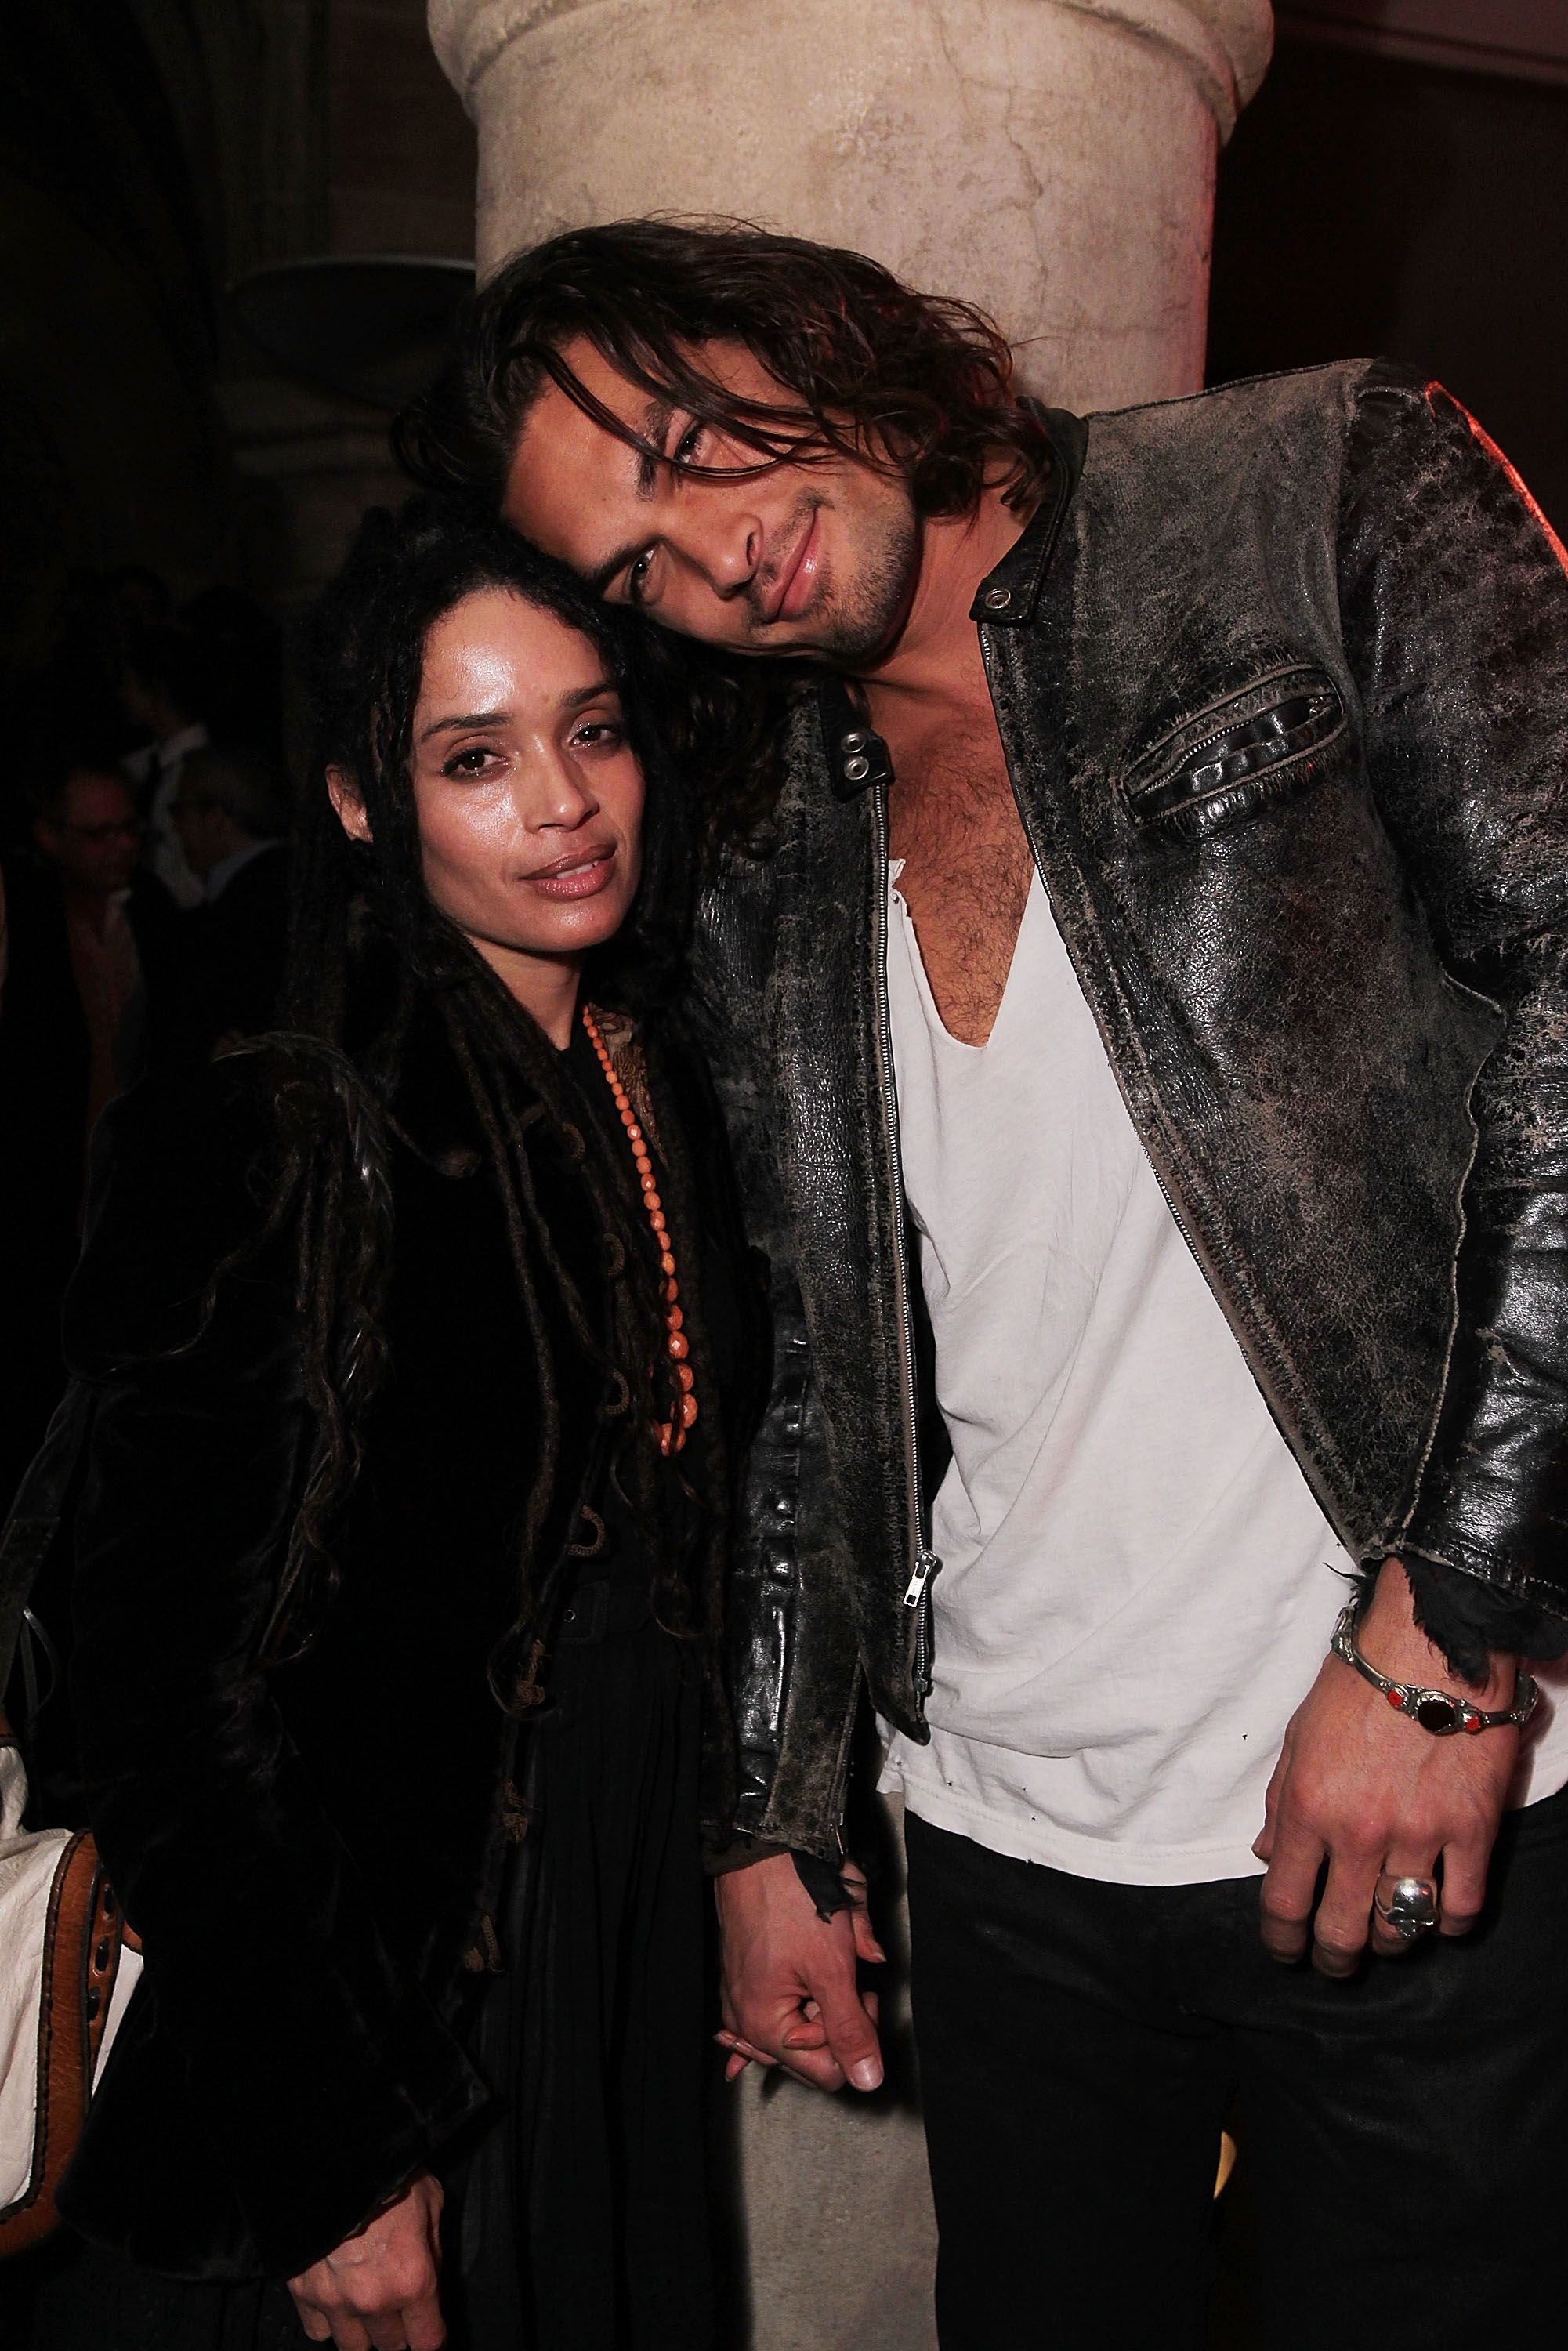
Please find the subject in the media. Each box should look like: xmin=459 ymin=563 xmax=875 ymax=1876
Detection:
xmin=58 ymin=1064 xmax=487 ymax=2279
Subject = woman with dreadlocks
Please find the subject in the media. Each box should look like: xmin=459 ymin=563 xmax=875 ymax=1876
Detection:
xmin=26 ymin=501 xmax=762 ymax=2351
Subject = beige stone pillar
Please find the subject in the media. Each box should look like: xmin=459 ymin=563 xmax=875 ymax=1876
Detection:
xmin=430 ymin=0 xmax=1272 ymax=407
xmin=427 ymin=5 xmax=1271 ymax=2342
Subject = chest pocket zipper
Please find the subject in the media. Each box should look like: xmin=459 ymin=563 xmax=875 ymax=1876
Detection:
xmin=1124 ymin=670 xmax=1347 ymax=843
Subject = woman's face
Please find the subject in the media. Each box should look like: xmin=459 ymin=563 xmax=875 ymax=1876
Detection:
xmin=387 ymin=587 xmax=646 ymax=991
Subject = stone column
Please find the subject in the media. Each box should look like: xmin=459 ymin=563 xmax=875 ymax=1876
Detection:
xmin=427 ymin=5 xmax=1271 ymax=2343
xmin=430 ymin=0 xmax=1272 ymax=407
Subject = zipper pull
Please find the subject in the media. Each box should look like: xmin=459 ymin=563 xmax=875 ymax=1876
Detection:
xmin=903 ymin=1548 xmax=941 ymax=1609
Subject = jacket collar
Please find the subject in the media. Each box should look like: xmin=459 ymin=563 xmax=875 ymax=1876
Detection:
xmin=820 ymin=404 xmax=1088 ymax=797
xmin=966 ymin=403 xmax=1088 ymax=629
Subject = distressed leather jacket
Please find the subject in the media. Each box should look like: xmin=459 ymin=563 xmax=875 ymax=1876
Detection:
xmin=690 ymin=359 xmax=1568 ymax=1862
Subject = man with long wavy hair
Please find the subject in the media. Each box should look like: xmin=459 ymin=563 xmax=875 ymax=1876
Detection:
xmin=403 ymin=221 xmax=1568 ymax=2346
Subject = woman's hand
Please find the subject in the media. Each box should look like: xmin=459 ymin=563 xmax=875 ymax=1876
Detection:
xmin=288 ymin=2172 xmax=446 ymax=2351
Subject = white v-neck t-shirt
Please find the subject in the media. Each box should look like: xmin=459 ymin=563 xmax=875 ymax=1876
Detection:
xmin=878 ymin=867 xmax=1568 ymax=1885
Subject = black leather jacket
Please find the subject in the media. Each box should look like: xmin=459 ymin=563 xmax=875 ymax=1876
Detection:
xmin=690 ymin=358 xmax=1568 ymax=1862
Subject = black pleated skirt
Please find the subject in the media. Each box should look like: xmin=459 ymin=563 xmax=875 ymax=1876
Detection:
xmin=448 ymin=1595 xmax=713 ymax=2351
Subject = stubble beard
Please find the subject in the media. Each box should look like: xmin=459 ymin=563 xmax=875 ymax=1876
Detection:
xmin=763 ymin=490 xmax=921 ymax=670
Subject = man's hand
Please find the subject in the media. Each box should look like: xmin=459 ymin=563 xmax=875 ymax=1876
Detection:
xmin=288 ymin=2172 xmax=445 ymax=2351
xmin=715 ymin=1849 xmax=886 ymax=2092
xmin=1255 ymin=1560 xmax=1520 ymax=1976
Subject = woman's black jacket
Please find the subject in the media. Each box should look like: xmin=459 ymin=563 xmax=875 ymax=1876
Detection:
xmin=52 ymin=989 xmax=761 ymax=2282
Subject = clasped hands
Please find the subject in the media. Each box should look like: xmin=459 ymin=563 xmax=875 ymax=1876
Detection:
xmin=715 ymin=1853 xmax=888 ymax=2092
xmin=717 ymin=1562 xmax=1523 ymax=2095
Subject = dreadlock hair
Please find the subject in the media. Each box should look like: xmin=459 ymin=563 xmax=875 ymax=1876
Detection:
xmin=295 ymin=496 xmax=692 ymax=1033
xmin=394 ymin=218 xmax=1054 ymax=849
xmin=260 ymin=495 xmax=717 ymax=1697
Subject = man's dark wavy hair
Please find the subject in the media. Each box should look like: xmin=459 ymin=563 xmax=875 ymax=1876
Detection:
xmin=396 ymin=216 xmax=1051 ymax=521
xmin=396 ymin=220 xmax=1049 ymax=847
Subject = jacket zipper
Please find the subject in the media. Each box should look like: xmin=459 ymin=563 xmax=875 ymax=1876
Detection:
xmin=871 ymin=779 xmax=942 ymax=1705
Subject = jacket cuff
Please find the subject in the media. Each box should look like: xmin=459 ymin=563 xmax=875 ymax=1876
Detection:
xmin=704 ymin=1835 xmax=791 ymax=1877
xmin=701 ymin=1838 xmax=854 ymax=1925
xmin=791 ymin=1849 xmax=853 ymax=1921
xmin=1368 ymin=1555 xmax=1568 ymax=1684
xmin=223 ymin=1975 xmax=491 ymax=2277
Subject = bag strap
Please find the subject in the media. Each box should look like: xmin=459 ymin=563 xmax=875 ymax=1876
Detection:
xmin=0 ymin=1380 xmax=94 ymax=1709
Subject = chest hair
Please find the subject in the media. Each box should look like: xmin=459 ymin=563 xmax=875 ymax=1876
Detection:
xmin=885 ymin=719 xmax=1035 ymax=1048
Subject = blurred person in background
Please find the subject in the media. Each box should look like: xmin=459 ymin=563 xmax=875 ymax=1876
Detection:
xmin=0 ymin=763 xmax=183 ymax=1791
xmin=169 ymin=741 xmax=292 ymax=1052
xmin=103 ymin=563 xmax=174 ymax=636
xmin=0 ymin=768 xmax=150 ymax=1381
xmin=180 ymin=586 xmax=286 ymax=764
xmin=120 ymin=621 xmax=210 ymax=907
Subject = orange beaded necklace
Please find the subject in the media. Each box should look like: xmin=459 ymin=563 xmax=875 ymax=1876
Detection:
xmin=581 ymin=1004 xmax=697 ymax=1457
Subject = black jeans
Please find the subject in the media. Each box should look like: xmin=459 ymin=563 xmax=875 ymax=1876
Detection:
xmin=904 ymin=1789 xmax=1568 ymax=2350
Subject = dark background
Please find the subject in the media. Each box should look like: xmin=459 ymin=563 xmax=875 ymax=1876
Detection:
xmin=0 ymin=13 xmax=1562 ymax=2343
xmin=2 ymin=7 xmax=1565 ymax=818
xmin=0 ymin=0 xmax=474 ymax=802
xmin=1209 ymin=33 xmax=1568 ymax=528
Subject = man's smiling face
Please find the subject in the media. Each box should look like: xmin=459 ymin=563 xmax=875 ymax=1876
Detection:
xmin=502 ymin=336 xmax=922 ymax=666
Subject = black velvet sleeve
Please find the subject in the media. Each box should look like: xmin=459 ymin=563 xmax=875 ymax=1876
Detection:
xmin=61 ymin=1068 xmax=487 ymax=2277
xmin=1340 ymin=366 xmax=1568 ymax=1650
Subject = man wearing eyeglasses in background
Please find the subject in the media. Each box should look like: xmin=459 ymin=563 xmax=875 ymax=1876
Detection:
xmin=0 ymin=763 xmax=180 ymax=1603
